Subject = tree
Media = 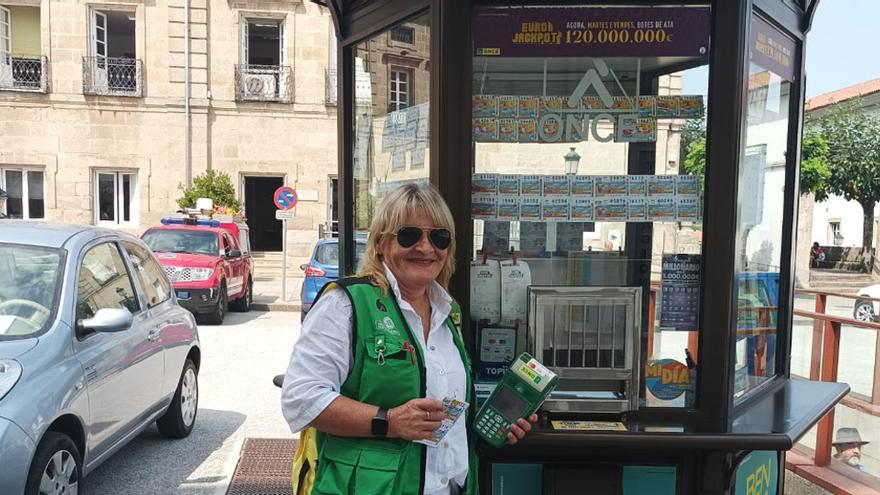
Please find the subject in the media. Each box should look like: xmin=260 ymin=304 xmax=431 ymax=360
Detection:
xmin=177 ymin=170 xmax=242 ymax=214
xmin=814 ymin=102 xmax=880 ymax=250
xmin=799 ymin=131 xmax=831 ymax=201
xmin=679 ymin=117 xmax=706 ymax=172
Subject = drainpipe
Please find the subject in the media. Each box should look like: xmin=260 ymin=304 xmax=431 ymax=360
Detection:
xmin=184 ymin=0 xmax=192 ymax=187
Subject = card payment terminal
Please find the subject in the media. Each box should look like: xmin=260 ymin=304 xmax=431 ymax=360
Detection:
xmin=474 ymin=353 xmax=558 ymax=448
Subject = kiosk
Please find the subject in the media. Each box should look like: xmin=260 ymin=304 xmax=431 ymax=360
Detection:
xmin=323 ymin=0 xmax=847 ymax=493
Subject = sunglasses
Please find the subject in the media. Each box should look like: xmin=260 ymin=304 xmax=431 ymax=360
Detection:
xmin=393 ymin=227 xmax=452 ymax=250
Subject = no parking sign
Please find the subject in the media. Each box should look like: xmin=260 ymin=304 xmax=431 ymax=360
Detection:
xmin=274 ymin=186 xmax=298 ymax=210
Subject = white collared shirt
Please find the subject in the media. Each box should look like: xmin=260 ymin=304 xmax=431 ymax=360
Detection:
xmin=281 ymin=265 xmax=469 ymax=495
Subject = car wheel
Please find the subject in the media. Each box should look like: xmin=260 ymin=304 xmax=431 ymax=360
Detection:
xmin=204 ymin=282 xmax=227 ymax=325
xmin=24 ymin=432 xmax=81 ymax=495
xmin=157 ymin=359 xmax=199 ymax=438
xmin=854 ymin=300 xmax=876 ymax=322
xmin=230 ymin=278 xmax=252 ymax=313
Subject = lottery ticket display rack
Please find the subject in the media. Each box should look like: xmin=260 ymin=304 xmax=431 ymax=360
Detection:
xmin=325 ymin=0 xmax=847 ymax=494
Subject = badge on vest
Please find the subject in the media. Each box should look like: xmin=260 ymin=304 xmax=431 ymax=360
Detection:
xmin=375 ymin=316 xmax=399 ymax=335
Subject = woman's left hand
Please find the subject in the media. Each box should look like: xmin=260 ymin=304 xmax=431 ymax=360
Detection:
xmin=505 ymin=413 xmax=539 ymax=445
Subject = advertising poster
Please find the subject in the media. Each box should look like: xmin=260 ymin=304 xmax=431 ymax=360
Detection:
xmin=391 ymin=151 xmax=406 ymax=171
xmin=497 ymin=198 xmax=519 ymax=221
xmin=734 ymin=451 xmax=778 ymax=495
xmin=675 ymin=175 xmax=700 ymax=197
xmin=595 ymin=176 xmax=628 ymax=197
xmin=473 ymin=118 xmax=498 ymax=141
xmin=498 ymin=119 xmax=518 ymax=142
xmin=520 ymin=176 xmax=543 ymax=196
xmin=519 ymin=96 xmax=539 ymax=118
xmin=655 ymin=96 xmax=678 ymax=118
xmin=627 ymin=175 xmax=647 ymax=196
xmin=473 ymin=195 xmax=498 ymax=220
xmin=677 ymin=198 xmax=701 ymax=222
xmin=659 ymin=254 xmax=701 ymax=332
xmin=478 ymin=326 xmax=517 ymax=380
xmin=542 ymin=198 xmax=570 ymax=221
xmin=517 ymin=119 xmax=538 ymax=142
xmin=556 ymin=222 xmax=585 ymax=252
xmin=519 ymin=197 xmax=542 ymax=221
xmin=498 ymin=96 xmax=519 ymax=118
xmin=647 ymin=175 xmax=676 ymax=196
xmin=644 ymin=359 xmax=692 ymax=407
xmin=570 ymin=199 xmax=594 ymax=221
xmin=498 ymin=175 xmax=520 ymax=196
xmin=520 ymin=222 xmax=547 ymax=254
xmin=473 ymin=95 xmax=497 ymax=118
xmin=570 ymin=176 xmax=594 ymax=197
xmin=616 ymin=117 xmax=657 ymax=143
xmin=473 ymin=174 xmax=499 ymax=195
xmin=411 ymin=148 xmax=425 ymax=170
xmin=595 ymin=198 xmax=628 ymax=221
xmin=542 ymin=175 xmax=570 ymax=197
xmin=638 ymin=96 xmax=656 ymax=117
xmin=678 ymin=96 xmax=704 ymax=118
xmin=648 ymin=198 xmax=676 ymax=222
xmin=473 ymin=6 xmax=711 ymax=58
xmin=482 ymin=221 xmax=512 ymax=254
xmin=627 ymin=198 xmax=647 ymax=221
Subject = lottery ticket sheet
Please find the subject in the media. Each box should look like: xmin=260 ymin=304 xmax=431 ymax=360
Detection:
xmin=415 ymin=398 xmax=470 ymax=447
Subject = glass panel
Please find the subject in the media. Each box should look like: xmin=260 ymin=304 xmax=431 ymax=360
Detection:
xmin=76 ymin=242 xmax=140 ymax=321
xmin=122 ymin=173 xmax=132 ymax=222
xmin=732 ymin=14 xmax=797 ymax=400
xmin=98 ymin=173 xmax=115 ymax=222
xmin=471 ymin=5 xmax=711 ymax=410
xmin=4 ymin=170 xmax=22 ymax=219
xmin=350 ymin=12 xmax=430 ymax=266
xmin=124 ymin=242 xmax=172 ymax=309
xmin=27 ymin=171 xmax=44 ymax=219
xmin=0 ymin=243 xmax=63 ymax=338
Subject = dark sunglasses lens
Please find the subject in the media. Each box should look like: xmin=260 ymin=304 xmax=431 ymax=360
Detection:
xmin=396 ymin=227 xmax=422 ymax=248
xmin=429 ymin=229 xmax=451 ymax=249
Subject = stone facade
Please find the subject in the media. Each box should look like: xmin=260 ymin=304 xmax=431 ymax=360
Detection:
xmin=0 ymin=0 xmax=339 ymax=274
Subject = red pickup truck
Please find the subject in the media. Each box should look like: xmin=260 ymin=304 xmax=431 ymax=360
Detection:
xmin=141 ymin=216 xmax=253 ymax=324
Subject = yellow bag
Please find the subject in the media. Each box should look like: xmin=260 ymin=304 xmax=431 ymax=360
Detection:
xmin=291 ymin=427 xmax=319 ymax=495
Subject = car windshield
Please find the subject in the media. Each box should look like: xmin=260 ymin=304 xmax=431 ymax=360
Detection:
xmin=315 ymin=242 xmax=366 ymax=271
xmin=0 ymin=243 xmax=63 ymax=339
xmin=142 ymin=230 xmax=219 ymax=256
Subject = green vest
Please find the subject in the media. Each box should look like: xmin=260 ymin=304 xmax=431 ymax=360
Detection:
xmin=311 ymin=278 xmax=479 ymax=495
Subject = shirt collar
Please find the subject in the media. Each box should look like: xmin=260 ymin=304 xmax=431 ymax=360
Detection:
xmin=382 ymin=262 xmax=452 ymax=315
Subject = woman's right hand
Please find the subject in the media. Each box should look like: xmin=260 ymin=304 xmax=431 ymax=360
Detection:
xmin=388 ymin=398 xmax=445 ymax=441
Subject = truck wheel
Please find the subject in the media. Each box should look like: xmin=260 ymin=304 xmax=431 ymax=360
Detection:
xmin=854 ymin=300 xmax=876 ymax=322
xmin=230 ymin=278 xmax=252 ymax=313
xmin=24 ymin=432 xmax=81 ymax=495
xmin=157 ymin=359 xmax=199 ymax=438
xmin=204 ymin=282 xmax=227 ymax=325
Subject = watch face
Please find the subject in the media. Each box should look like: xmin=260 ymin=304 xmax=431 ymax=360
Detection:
xmin=372 ymin=415 xmax=389 ymax=437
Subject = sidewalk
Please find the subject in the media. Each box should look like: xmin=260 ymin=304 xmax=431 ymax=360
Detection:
xmin=252 ymin=276 xmax=303 ymax=312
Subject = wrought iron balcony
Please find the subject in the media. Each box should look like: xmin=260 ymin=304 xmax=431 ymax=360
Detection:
xmin=0 ymin=55 xmax=49 ymax=93
xmin=235 ymin=64 xmax=291 ymax=103
xmin=82 ymin=56 xmax=143 ymax=97
xmin=325 ymin=68 xmax=337 ymax=105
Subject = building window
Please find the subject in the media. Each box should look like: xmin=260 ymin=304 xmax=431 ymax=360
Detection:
xmin=829 ymin=221 xmax=842 ymax=245
xmin=328 ymin=176 xmax=338 ymax=236
xmin=94 ymin=171 xmax=138 ymax=226
xmin=390 ymin=25 xmax=414 ymax=44
xmin=0 ymin=5 xmax=46 ymax=92
xmin=1 ymin=168 xmax=44 ymax=219
xmin=389 ymin=68 xmax=410 ymax=112
xmin=237 ymin=17 xmax=289 ymax=102
xmin=83 ymin=9 xmax=140 ymax=96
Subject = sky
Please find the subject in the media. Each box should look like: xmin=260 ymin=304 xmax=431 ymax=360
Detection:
xmin=681 ymin=0 xmax=879 ymax=99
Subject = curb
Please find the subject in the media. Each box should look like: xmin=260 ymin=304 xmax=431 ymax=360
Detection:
xmin=252 ymin=302 xmax=301 ymax=312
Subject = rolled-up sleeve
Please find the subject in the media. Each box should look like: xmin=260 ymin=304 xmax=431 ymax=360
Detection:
xmin=282 ymin=288 xmax=354 ymax=433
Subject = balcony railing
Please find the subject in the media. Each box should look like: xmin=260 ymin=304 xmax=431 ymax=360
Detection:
xmin=0 ymin=55 xmax=49 ymax=93
xmin=325 ymin=68 xmax=337 ymax=105
xmin=82 ymin=56 xmax=143 ymax=97
xmin=235 ymin=64 xmax=291 ymax=103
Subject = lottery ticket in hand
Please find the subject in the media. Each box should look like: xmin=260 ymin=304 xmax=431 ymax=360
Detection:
xmin=415 ymin=398 xmax=469 ymax=447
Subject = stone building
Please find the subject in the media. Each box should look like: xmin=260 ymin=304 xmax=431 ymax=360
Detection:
xmin=0 ymin=0 xmax=339 ymax=272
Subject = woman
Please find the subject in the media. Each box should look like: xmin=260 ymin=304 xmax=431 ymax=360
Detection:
xmin=282 ymin=183 xmax=535 ymax=495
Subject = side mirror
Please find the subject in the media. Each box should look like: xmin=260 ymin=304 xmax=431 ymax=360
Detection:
xmin=227 ymin=249 xmax=242 ymax=259
xmin=78 ymin=308 xmax=133 ymax=333
xmin=299 ymin=263 xmax=307 ymax=271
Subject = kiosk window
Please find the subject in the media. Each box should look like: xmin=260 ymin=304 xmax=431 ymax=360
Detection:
xmin=470 ymin=5 xmax=711 ymax=410
xmin=732 ymin=14 xmax=798 ymax=400
xmin=494 ymin=387 xmax=528 ymax=422
xmin=350 ymin=12 xmax=430 ymax=261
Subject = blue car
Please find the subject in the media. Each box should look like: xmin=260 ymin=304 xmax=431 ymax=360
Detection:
xmin=300 ymin=239 xmax=365 ymax=322
xmin=0 ymin=222 xmax=200 ymax=494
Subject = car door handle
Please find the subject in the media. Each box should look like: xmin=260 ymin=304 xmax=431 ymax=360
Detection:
xmin=147 ymin=328 xmax=161 ymax=342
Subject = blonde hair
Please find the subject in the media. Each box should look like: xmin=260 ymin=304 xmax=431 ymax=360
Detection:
xmin=356 ymin=183 xmax=456 ymax=294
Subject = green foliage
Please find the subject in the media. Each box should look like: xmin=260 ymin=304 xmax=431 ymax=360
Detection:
xmin=679 ymin=117 xmax=706 ymax=171
xmin=177 ymin=170 xmax=242 ymax=213
xmin=683 ymin=138 xmax=706 ymax=177
xmin=799 ymin=131 xmax=831 ymax=201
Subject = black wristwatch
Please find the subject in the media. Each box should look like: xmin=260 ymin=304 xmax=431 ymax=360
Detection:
xmin=371 ymin=407 xmax=389 ymax=437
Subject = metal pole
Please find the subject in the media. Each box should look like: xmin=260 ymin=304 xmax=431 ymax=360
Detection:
xmin=282 ymin=219 xmax=288 ymax=302
xmin=184 ymin=0 xmax=191 ymax=187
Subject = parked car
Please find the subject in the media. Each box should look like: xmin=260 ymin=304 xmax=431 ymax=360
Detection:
xmin=0 ymin=221 xmax=200 ymax=495
xmin=300 ymin=239 xmax=366 ymax=322
xmin=142 ymin=215 xmax=253 ymax=324
xmin=854 ymin=284 xmax=880 ymax=322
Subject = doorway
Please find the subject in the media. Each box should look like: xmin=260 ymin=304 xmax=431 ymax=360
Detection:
xmin=243 ymin=176 xmax=283 ymax=251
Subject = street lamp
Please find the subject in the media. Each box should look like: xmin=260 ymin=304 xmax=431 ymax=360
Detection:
xmin=564 ymin=147 xmax=581 ymax=175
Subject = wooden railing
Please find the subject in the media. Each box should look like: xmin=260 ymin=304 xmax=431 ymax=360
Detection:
xmin=793 ymin=289 xmax=880 ymax=468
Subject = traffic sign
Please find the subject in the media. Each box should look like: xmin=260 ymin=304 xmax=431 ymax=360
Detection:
xmin=274 ymin=186 xmax=298 ymax=210
xmin=275 ymin=210 xmax=295 ymax=221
